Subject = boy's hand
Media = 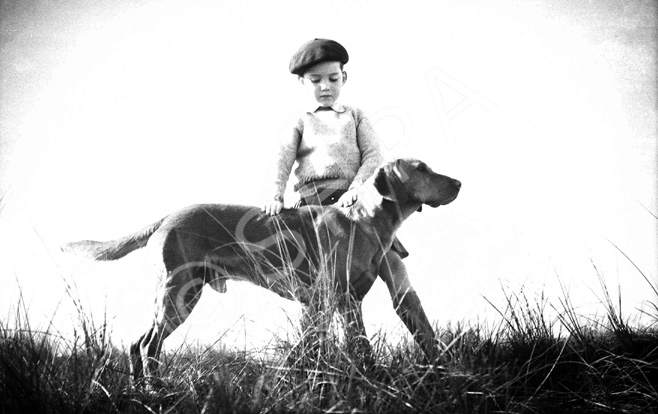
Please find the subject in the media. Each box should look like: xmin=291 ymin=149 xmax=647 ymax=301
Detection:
xmin=262 ymin=199 xmax=284 ymax=216
xmin=337 ymin=189 xmax=358 ymax=207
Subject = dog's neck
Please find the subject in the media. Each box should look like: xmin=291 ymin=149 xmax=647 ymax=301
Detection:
xmin=343 ymin=184 xmax=422 ymax=237
xmin=384 ymin=198 xmax=424 ymax=222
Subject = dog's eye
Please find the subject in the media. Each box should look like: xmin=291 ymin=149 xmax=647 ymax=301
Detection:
xmin=416 ymin=163 xmax=428 ymax=173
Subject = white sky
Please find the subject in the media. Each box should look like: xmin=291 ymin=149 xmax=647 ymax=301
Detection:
xmin=0 ymin=0 xmax=656 ymax=351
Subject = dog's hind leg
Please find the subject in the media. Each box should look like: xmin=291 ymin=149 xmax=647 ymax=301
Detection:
xmin=130 ymin=265 xmax=206 ymax=386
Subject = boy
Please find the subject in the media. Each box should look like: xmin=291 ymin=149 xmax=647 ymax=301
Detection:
xmin=262 ymin=38 xmax=409 ymax=256
xmin=261 ymin=38 xmax=437 ymax=361
xmin=262 ymin=38 xmax=383 ymax=215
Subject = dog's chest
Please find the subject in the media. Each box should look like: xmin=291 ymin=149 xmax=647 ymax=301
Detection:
xmin=314 ymin=217 xmax=385 ymax=292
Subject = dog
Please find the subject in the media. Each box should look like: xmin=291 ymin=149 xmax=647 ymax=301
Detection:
xmin=64 ymin=158 xmax=461 ymax=382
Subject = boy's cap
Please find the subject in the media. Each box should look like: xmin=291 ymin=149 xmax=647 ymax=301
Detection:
xmin=289 ymin=38 xmax=349 ymax=75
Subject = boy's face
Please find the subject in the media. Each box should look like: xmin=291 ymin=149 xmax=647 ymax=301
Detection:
xmin=300 ymin=61 xmax=346 ymax=108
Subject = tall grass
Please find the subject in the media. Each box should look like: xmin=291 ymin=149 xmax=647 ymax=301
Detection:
xmin=2 ymin=205 xmax=657 ymax=413
xmin=2 ymin=269 xmax=656 ymax=414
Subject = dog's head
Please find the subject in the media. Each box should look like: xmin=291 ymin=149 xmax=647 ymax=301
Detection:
xmin=374 ymin=158 xmax=461 ymax=210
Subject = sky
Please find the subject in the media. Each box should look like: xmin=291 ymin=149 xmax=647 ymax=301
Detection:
xmin=0 ymin=0 xmax=656 ymax=351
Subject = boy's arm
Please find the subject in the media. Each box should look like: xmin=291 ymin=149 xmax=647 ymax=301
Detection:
xmin=349 ymin=110 xmax=384 ymax=190
xmin=269 ymin=118 xmax=303 ymax=201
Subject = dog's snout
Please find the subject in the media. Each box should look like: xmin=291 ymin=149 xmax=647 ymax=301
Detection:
xmin=453 ymin=179 xmax=461 ymax=189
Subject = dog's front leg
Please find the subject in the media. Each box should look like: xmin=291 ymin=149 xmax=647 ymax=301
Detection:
xmin=394 ymin=289 xmax=439 ymax=362
xmin=338 ymin=296 xmax=374 ymax=367
xmin=379 ymin=250 xmax=440 ymax=362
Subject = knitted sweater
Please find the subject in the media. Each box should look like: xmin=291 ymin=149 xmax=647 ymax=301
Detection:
xmin=271 ymin=104 xmax=384 ymax=199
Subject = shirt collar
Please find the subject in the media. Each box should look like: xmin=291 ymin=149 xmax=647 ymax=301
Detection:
xmin=308 ymin=103 xmax=346 ymax=114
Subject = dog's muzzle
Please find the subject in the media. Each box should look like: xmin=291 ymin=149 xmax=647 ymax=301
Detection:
xmin=430 ymin=179 xmax=461 ymax=207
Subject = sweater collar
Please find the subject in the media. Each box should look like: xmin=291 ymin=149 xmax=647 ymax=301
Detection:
xmin=309 ymin=103 xmax=346 ymax=114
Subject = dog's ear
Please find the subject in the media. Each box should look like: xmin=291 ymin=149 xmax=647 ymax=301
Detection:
xmin=374 ymin=166 xmax=395 ymax=200
xmin=374 ymin=163 xmax=408 ymax=203
xmin=391 ymin=159 xmax=409 ymax=183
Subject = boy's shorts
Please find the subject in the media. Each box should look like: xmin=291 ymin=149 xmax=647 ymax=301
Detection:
xmin=294 ymin=188 xmax=409 ymax=259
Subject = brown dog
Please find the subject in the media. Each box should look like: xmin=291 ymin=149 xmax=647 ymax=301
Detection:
xmin=65 ymin=158 xmax=461 ymax=382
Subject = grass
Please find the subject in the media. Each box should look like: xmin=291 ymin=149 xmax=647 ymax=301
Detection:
xmin=2 ymin=206 xmax=657 ymax=413
xmin=1 ymin=271 xmax=657 ymax=414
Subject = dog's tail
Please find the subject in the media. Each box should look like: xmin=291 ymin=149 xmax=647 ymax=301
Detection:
xmin=63 ymin=218 xmax=166 ymax=261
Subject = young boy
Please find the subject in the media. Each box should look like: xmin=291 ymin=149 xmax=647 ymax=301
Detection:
xmin=261 ymin=38 xmax=437 ymax=360
xmin=262 ymin=38 xmax=383 ymax=215
xmin=262 ymin=38 xmax=408 ymax=257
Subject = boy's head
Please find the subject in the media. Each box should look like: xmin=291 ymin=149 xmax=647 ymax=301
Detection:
xmin=289 ymin=38 xmax=348 ymax=76
xmin=290 ymin=38 xmax=349 ymax=108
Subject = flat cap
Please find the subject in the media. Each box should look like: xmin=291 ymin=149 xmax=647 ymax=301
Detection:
xmin=289 ymin=38 xmax=349 ymax=75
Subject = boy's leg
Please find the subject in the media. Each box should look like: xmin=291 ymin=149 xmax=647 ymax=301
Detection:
xmin=378 ymin=250 xmax=439 ymax=361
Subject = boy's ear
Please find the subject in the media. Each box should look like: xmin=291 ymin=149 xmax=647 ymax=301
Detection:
xmin=342 ymin=71 xmax=348 ymax=84
xmin=298 ymin=76 xmax=305 ymax=85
